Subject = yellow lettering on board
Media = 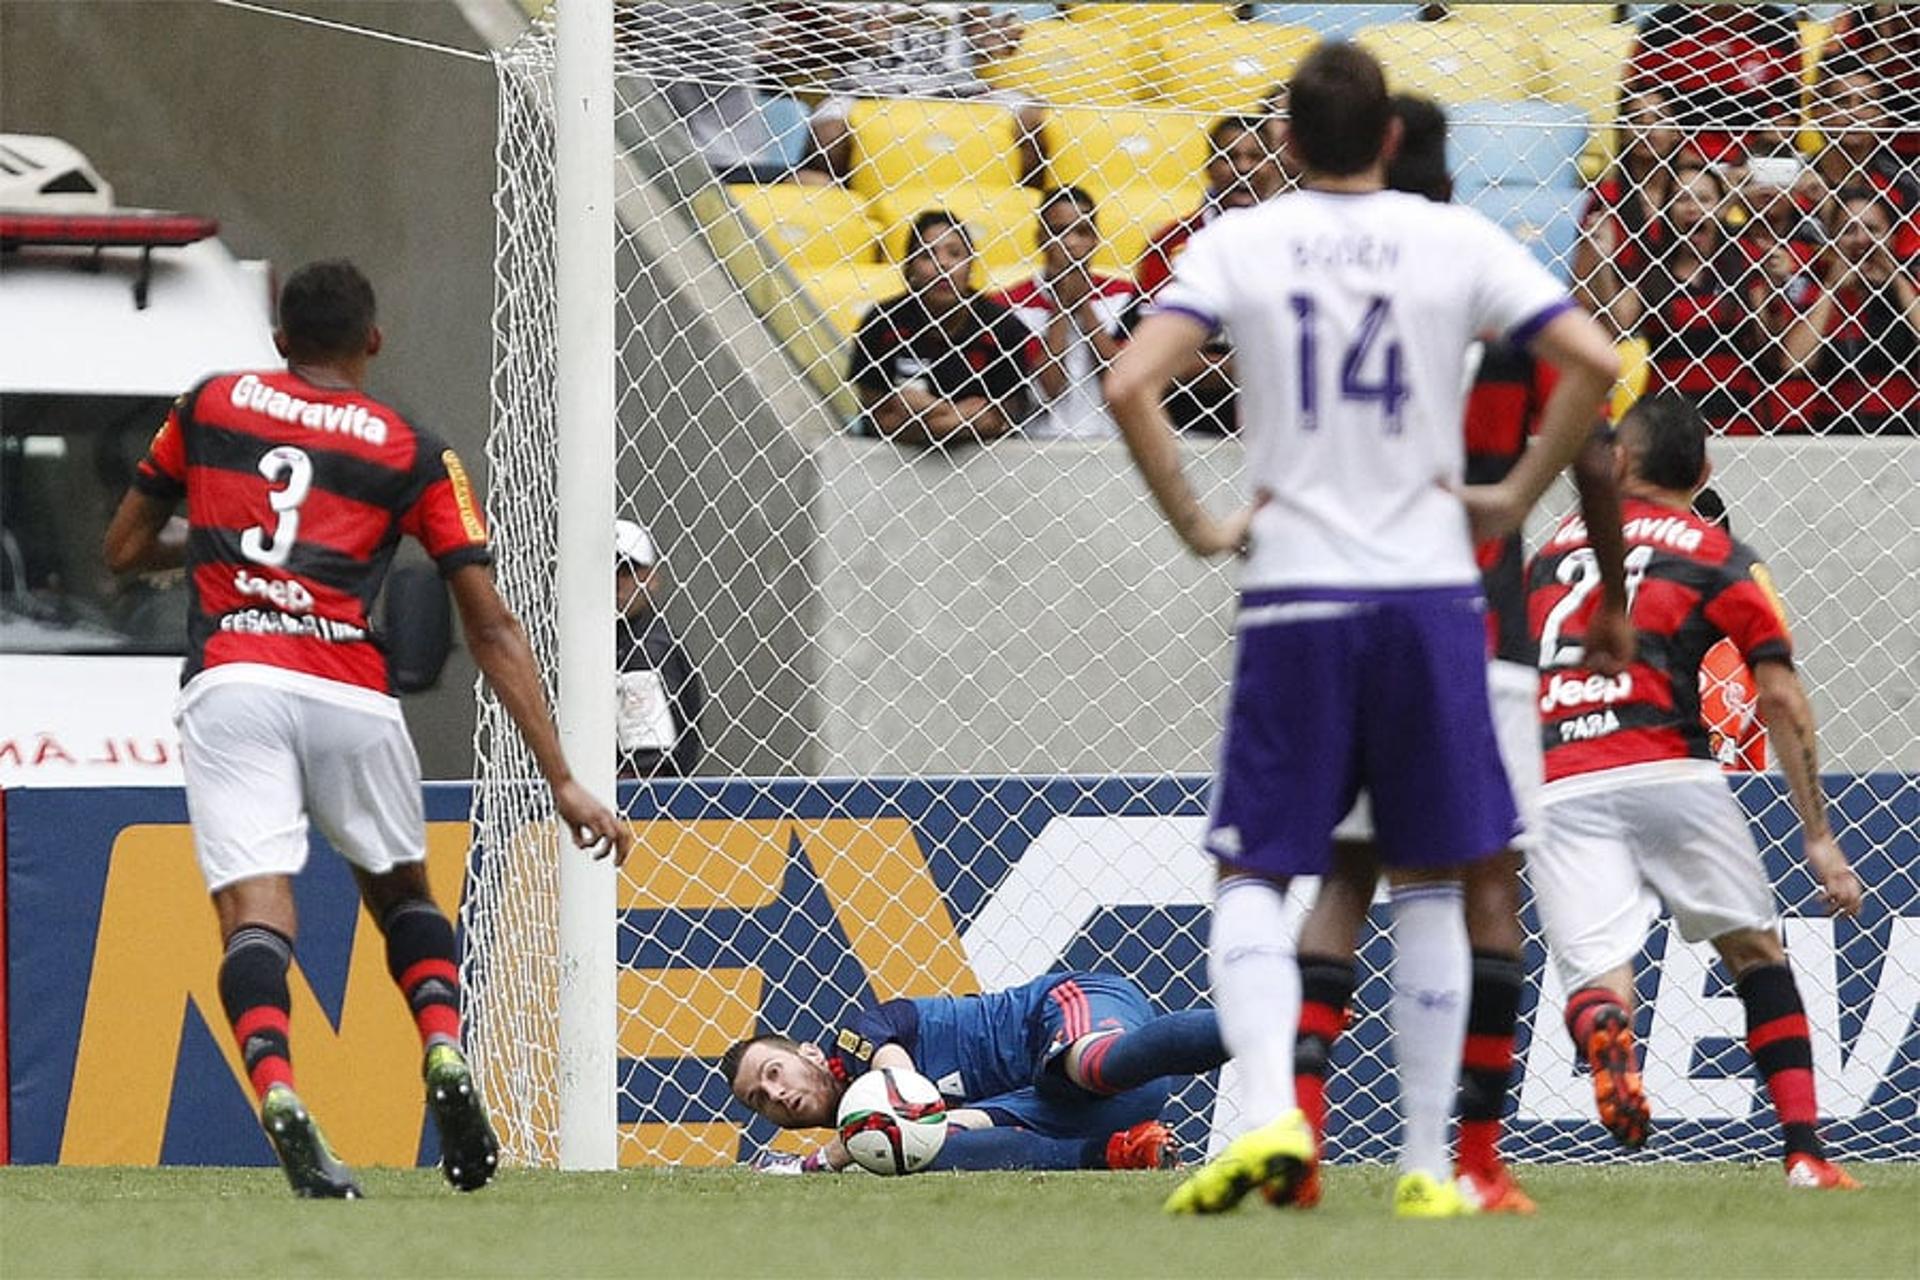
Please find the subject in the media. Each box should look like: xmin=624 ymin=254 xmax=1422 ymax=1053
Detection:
xmin=620 ymin=819 xmax=786 ymax=912
xmin=61 ymin=821 xmax=470 ymax=1166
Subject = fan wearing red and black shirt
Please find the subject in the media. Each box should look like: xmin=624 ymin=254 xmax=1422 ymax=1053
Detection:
xmin=1523 ymin=394 xmax=1863 ymax=1191
xmin=103 ymin=260 xmax=630 ymax=1200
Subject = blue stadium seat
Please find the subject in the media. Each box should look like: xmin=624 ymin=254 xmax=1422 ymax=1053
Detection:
xmin=1466 ymin=184 xmax=1586 ymax=278
xmin=1450 ymin=100 xmax=1591 ymax=194
xmin=1252 ymin=4 xmax=1418 ymax=41
xmin=991 ymin=3 xmax=1060 ymax=19
xmin=757 ymin=93 xmax=811 ymax=173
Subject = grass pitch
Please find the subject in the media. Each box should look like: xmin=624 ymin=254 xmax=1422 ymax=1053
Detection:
xmin=2 ymin=1163 xmax=1914 ymax=1278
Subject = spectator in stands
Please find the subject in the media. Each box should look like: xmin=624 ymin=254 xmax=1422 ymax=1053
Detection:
xmin=1769 ymin=189 xmax=1919 ymax=435
xmin=788 ymin=3 xmax=1047 ymax=186
xmin=1589 ymin=162 xmax=1766 ymax=434
xmin=1627 ymin=5 xmax=1802 ymax=163
xmin=1573 ymin=84 xmax=1689 ymax=335
xmin=1132 ymin=115 xmax=1282 ymax=435
xmin=850 ymin=209 xmax=1034 ymax=445
xmin=992 ymin=186 xmax=1137 ymax=441
xmin=620 ymin=2 xmax=821 ymax=184
xmin=615 ymin=519 xmax=705 ymax=779
xmin=1830 ymin=4 xmax=1920 ymax=180
xmin=1803 ymin=52 xmax=1920 ymax=260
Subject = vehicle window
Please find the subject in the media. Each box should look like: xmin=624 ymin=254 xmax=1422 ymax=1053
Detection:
xmin=0 ymin=393 xmax=186 ymax=655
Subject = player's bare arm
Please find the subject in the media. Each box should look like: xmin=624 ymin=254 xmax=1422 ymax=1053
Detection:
xmin=447 ymin=564 xmax=632 ymax=865
xmin=1569 ymin=427 xmax=1636 ymax=675
xmin=1105 ymin=311 xmax=1251 ymax=558
xmin=102 ymin=490 xmax=189 ymax=575
xmin=1751 ymin=658 xmax=1862 ymax=918
xmin=1462 ymin=310 xmax=1619 ymax=543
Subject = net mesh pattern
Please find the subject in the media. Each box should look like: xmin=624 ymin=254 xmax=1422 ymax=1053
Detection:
xmin=468 ymin=2 xmax=1920 ymax=1169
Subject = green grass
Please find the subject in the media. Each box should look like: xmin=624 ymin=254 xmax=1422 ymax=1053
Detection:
xmin=2 ymin=1163 xmax=1915 ymax=1279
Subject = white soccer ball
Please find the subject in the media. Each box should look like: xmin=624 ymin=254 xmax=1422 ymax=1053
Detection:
xmin=835 ymin=1067 xmax=949 ymax=1176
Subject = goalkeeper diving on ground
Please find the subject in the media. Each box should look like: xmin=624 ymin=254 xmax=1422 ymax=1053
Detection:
xmin=723 ymin=971 xmax=1227 ymax=1173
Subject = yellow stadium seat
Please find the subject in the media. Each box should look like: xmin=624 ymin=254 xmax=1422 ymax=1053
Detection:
xmin=871 ymin=186 xmax=1045 ymax=283
xmin=726 ymin=183 xmax=882 ymax=272
xmin=1150 ymin=21 xmax=1319 ymax=113
xmin=1355 ymin=20 xmax=1531 ymax=104
xmin=980 ymin=19 xmax=1142 ymax=107
xmin=1044 ymin=107 xmax=1212 ymax=203
xmin=803 ymin=262 xmax=906 ymax=339
xmin=1533 ymin=23 xmax=1635 ymax=125
xmin=845 ymin=99 xmax=1024 ymax=198
xmin=1800 ymin=19 xmax=1830 ymax=83
xmin=1450 ymin=3 xmax=1615 ymax=37
xmin=1087 ymin=183 xmax=1204 ymax=277
xmin=1062 ymin=3 xmax=1241 ymax=86
xmin=1611 ymin=336 xmax=1651 ymax=422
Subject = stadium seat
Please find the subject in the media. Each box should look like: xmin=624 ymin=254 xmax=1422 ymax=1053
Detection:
xmin=1611 ymin=335 xmax=1651 ymax=421
xmin=1531 ymin=22 xmax=1635 ymax=125
xmin=1450 ymin=2 xmax=1616 ymax=37
xmin=1251 ymin=4 xmax=1418 ymax=41
xmin=726 ymin=183 xmax=882 ymax=271
xmin=803 ymin=261 xmax=906 ymax=338
xmin=1061 ymin=3 xmax=1239 ymax=87
xmin=871 ymin=186 xmax=1045 ymax=284
xmin=1087 ymin=182 xmax=1203 ymax=276
xmin=1450 ymin=101 xmax=1590 ymax=193
xmin=1354 ymin=20 xmax=1532 ymax=105
xmin=979 ymin=18 xmax=1142 ymax=107
xmin=1465 ymin=184 xmax=1585 ymax=278
xmin=1044 ymin=107 xmax=1211 ymax=204
xmin=755 ymin=93 xmax=812 ymax=174
xmin=1148 ymin=21 xmax=1319 ymax=113
xmin=990 ymin=2 xmax=1060 ymax=20
xmin=845 ymin=99 xmax=1025 ymax=198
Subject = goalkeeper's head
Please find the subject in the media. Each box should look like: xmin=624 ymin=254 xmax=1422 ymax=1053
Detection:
xmin=721 ymin=1033 xmax=841 ymax=1129
xmin=275 ymin=259 xmax=381 ymax=368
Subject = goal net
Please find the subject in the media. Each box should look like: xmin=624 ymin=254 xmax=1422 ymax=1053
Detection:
xmin=469 ymin=1 xmax=1920 ymax=1170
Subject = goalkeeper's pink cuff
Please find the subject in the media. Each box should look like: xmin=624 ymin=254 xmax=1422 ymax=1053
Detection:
xmin=800 ymin=1150 xmax=832 ymax=1174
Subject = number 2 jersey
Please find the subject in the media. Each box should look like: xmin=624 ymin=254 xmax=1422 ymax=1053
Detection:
xmin=1526 ymin=496 xmax=1792 ymax=789
xmin=133 ymin=369 xmax=493 ymax=694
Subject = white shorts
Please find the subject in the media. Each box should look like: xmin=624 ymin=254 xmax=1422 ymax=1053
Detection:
xmin=175 ymin=665 xmax=426 ymax=893
xmin=1531 ymin=762 xmax=1777 ymax=992
xmin=1333 ymin=658 xmax=1543 ymax=852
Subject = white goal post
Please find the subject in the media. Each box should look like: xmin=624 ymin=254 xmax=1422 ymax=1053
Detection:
xmin=468 ymin=1 xmax=1920 ymax=1171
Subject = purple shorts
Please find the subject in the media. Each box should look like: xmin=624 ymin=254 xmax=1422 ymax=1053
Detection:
xmin=1204 ymin=586 xmax=1518 ymax=877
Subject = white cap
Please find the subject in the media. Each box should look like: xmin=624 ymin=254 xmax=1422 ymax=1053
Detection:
xmin=614 ymin=518 xmax=657 ymax=567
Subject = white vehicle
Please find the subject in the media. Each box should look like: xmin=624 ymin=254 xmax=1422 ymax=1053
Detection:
xmin=0 ymin=134 xmax=278 ymax=786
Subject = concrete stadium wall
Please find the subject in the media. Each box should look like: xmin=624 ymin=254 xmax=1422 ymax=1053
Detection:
xmin=0 ymin=0 xmax=501 ymax=779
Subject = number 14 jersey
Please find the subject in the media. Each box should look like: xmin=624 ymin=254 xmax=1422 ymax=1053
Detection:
xmin=134 ymin=369 xmax=493 ymax=694
xmin=1154 ymin=188 xmax=1572 ymax=591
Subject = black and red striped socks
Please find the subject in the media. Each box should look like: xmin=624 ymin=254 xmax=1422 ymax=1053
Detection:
xmin=1738 ymin=963 xmax=1824 ymax=1160
xmin=1457 ymin=950 xmax=1524 ymax=1174
xmin=219 ymin=924 xmax=296 ymax=1101
xmin=1294 ymin=954 xmax=1356 ymax=1141
xmin=382 ymin=899 xmax=462 ymax=1051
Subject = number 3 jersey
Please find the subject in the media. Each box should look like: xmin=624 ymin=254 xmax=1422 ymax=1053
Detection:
xmin=1526 ymin=497 xmax=1792 ymax=788
xmin=133 ymin=369 xmax=493 ymax=693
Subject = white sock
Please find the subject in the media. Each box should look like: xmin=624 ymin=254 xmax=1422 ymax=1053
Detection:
xmin=1209 ymin=875 xmax=1299 ymax=1128
xmin=1389 ymin=880 xmax=1470 ymax=1181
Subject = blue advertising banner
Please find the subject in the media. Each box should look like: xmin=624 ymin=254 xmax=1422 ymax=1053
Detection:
xmin=5 ymin=774 xmax=1915 ymax=1166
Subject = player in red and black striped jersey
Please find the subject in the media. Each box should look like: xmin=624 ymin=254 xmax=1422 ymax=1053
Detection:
xmin=103 ymin=260 xmax=629 ymax=1199
xmin=1523 ymin=393 xmax=1863 ymax=1190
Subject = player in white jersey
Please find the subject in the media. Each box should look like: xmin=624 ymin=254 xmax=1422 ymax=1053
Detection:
xmin=1105 ymin=43 xmax=1624 ymax=1219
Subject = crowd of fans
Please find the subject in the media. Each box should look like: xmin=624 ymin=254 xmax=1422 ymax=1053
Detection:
xmin=635 ymin=2 xmax=1919 ymax=441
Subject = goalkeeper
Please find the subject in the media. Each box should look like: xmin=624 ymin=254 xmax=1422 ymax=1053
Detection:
xmin=723 ymin=971 xmax=1225 ymax=1173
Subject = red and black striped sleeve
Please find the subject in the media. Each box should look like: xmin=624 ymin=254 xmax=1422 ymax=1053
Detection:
xmin=1704 ymin=539 xmax=1793 ymax=669
xmin=399 ymin=432 xmax=493 ymax=575
xmin=131 ymin=383 xmax=203 ymax=501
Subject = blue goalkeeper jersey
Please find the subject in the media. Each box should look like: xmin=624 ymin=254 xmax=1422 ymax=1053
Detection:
xmin=821 ymin=972 xmax=1147 ymax=1106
